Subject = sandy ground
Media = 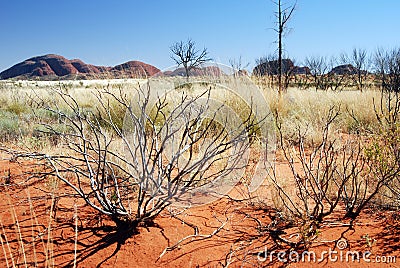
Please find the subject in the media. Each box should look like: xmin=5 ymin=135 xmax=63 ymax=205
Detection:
xmin=0 ymin=152 xmax=399 ymax=267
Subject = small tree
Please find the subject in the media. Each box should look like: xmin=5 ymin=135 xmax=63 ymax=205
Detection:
xmin=170 ymin=39 xmax=211 ymax=78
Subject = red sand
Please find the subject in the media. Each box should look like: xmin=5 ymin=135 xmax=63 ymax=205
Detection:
xmin=0 ymin=154 xmax=399 ymax=267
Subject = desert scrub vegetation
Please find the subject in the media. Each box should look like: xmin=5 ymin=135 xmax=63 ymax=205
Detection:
xmin=262 ymin=106 xmax=399 ymax=249
xmin=250 ymin=48 xmax=400 ymax=248
xmin=0 ymin=64 xmax=399 ymax=258
xmin=267 ymin=106 xmax=361 ymax=246
xmin=258 ymin=80 xmax=400 ymax=250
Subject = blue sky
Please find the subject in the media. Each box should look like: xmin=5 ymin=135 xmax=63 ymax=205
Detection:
xmin=1 ymin=0 xmax=400 ymax=72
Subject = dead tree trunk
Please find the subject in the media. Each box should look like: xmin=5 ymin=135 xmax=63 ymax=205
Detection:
xmin=275 ymin=0 xmax=295 ymax=95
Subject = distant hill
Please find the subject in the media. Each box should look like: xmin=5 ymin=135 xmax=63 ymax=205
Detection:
xmin=328 ymin=64 xmax=368 ymax=75
xmin=0 ymin=54 xmax=160 ymax=80
xmin=162 ymin=66 xmax=224 ymax=77
xmin=253 ymin=59 xmax=310 ymax=76
xmin=111 ymin=61 xmax=160 ymax=78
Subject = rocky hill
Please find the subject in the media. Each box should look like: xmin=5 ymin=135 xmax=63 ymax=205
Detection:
xmin=253 ymin=59 xmax=310 ymax=76
xmin=111 ymin=61 xmax=160 ymax=78
xmin=328 ymin=64 xmax=366 ymax=75
xmin=0 ymin=54 xmax=160 ymax=80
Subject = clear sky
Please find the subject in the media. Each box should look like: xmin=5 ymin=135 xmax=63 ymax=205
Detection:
xmin=1 ymin=0 xmax=400 ymax=72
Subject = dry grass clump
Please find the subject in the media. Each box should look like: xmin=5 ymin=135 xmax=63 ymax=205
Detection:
xmin=260 ymin=86 xmax=380 ymax=145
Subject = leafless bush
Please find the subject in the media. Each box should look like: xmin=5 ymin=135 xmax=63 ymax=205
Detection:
xmin=15 ymin=81 xmax=256 ymax=232
xmin=270 ymin=107 xmax=359 ymax=244
xmin=347 ymin=128 xmax=400 ymax=216
xmin=267 ymin=104 xmax=399 ymax=246
xmin=370 ymin=48 xmax=400 ymax=208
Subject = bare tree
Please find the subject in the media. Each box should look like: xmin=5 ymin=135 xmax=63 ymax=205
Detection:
xmin=229 ymin=56 xmax=250 ymax=77
xmin=305 ymin=55 xmax=329 ymax=90
xmin=282 ymin=57 xmax=296 ymax=89
xmin=326 ymin=56 xmax=346 ymax=91
xmin=373 ymin=47 xmax=400 ymax=127
xmin=372 ymin=48 xmax=400 ymax=207
xmin=341 ymin=48 xmax=369 ymax=92
xmin=170 ymin=39 xmax=211 ymax=79
xmin=274 ymin=0 xmax=296 ymax=95
xmin=14 ymin=83 xmax=255 ymax=233
xmin=374 ymin=47 xmax=400 ymax=94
